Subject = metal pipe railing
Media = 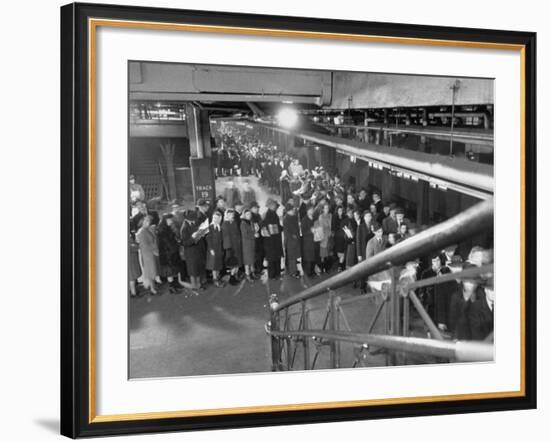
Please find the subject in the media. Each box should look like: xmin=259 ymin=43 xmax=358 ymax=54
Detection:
xmin=250 ymin=120 xmax=494 ymax=197
xmin=316 ymin=123 xmax=494 ymax=143
xmin=268 ymin=329 xmax=494 ymax=362
xmin=273 ymin=198 xmax=493 ymax=312
xmin=403 ymin=263 xmax=493 ymax=292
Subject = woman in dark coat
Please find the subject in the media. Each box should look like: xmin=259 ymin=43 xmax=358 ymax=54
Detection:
xmin=344 ymin=208 xmax=360 ymax=270
xmin=222 ymin=148 xmax=232 ymax=176
xmin=263 ymin=199 xmax=284 ymax=279
xmin=180 ymin=210 xmax=207 ymax=290
xmin=356 ymin=211 xmax=374 ymax=262
xmin=318 ymin=203 xmax=333 ymax=273
xmin=301 ymin=205 xmax=317 ymax=277
xmin=356 ymin=211 xmax=374 ymax=293
xmin=240 ymin=208 xmax=256 ymax=282
xmin=129 ymin=233 xmax=142 ymax=297
xmin=205 ymin=210 xmax=224 ymax=287
xmin=222 ymin=209 xmax=243 ymax=285
xmin=283 ymin=204 xmax=301 ymax=278
xmin=280 ymin=170 xmax=292 ymax=204
xmin=250 ymin=202 xmax=264 ymax=275
xmin=332 ymin=205 xmax=348 ymax=271
xmin=136 ymin=215 xmax=159 ymax=295
xmin=157 ymin=214 xmax=183 ymax=293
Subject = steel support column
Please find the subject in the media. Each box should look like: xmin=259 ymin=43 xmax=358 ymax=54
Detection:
xmin=185 ymin=104 xmax=216 ymax=204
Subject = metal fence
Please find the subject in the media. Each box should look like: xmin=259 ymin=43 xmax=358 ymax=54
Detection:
xmin=265 ymin=199 xmax=494 ymax=371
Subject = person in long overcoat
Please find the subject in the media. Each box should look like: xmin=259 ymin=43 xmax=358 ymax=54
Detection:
xmin=216 ymin=148 xmax=225 ymax=177
xmin=223 ymin=180 xmax=241 ymax=208
xmin=263 ymin=161 xmax=273 ymax=190
xmin=221 ymin=148 xmax=232 ymax=176
xmin=280 ymin=171 xmax=292 ymax=204
xmin=205 ymin=210 xmax=224 ymax=287
xmin=240 ymin=208 xmax=257 ymax=282
xmin=241 ymin=151 xmax=250 ymax=176
xmin=318 ymin=203 xmax=333 ymax=273
xmin=469 ymin=278 xmax=494 ymax=340
xmin=136 ymin=215 xmax=159 ymax=295
xmin=129 ymin=233 xmax=142 ymax=297
xmin=420 ymin=255 xmax=453 ymax=326
xmin=283 ymin=204 xmax=301 ymax=277
xmin=365 ymin=223 xmax=390 ymax=289
xmin=263 ymin=199 xmax=284 ymax=279
xmin=301 ymin=206 xmax=317 ymax=277
xmin=180 ymin=210 xmax=207 ymax=289
xmin=222 ymin=209 xmax=243 ymax=285
xmin=382 ymin=207 xmax=398 ymax=234
xmin=157 ymin=214 xmax=183 ymax=293
xmin=240 ymin=179 xmax=256 ymax=207
xmin=356 ymin=211 xmax=374 ymax=262
xmin=343 ymin=208 xmax=359 ymax=269
xmin=250 ymin=202 xmax=264 ymax=275
xmin=332 ymin=205 xmax=348 ymax=271
xmin=448 ymin=276 xmax=476 ymax=341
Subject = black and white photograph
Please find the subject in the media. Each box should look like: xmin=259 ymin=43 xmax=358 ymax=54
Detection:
xmin=128 ymin=62 xmax=495 ymax=379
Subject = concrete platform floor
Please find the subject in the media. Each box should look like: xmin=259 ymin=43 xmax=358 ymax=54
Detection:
xmin=129 ymin=175 xmax=436 ymax=379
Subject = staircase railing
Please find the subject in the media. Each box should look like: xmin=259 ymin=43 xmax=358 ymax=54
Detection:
xmin=265 ymin=199 xmax=494 ymax=371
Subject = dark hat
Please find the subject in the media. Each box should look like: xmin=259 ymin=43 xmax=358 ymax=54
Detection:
xmin=266 ymin=198 xmax=278 ymax=207
xmin=248 ymin=201 xmax=259 ymax=209
xmin=395 ymin=207 xmax=405 ymax=215
xmin=196 ymin=198 xmax=209 ymax=207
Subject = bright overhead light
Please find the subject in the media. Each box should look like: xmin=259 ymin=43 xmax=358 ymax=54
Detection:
xmin=276 ymin=107 xmax=298 ymax=129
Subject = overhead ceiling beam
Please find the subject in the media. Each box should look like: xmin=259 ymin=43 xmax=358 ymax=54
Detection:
xmin=130 ymin=92 xmax=323 ymax=104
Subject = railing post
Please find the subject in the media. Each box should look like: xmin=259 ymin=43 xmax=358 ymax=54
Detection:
xmin=383 ymin=282 xmax=391 ymax=366
xmin=269 ymin=294 xmax=282 ymax=371
xmin=403 ymin=292 xmax=410 ymax=338
xmin=408 ymin=291 xmax=444 ymax=341
xmin=392 ymin=268 xmax=401 ymax=337
xmin=390 ymin=268 xmax=401 ymax=365
xmin=329 ymin=291 xmax=340 ymax=369
xmin=285 ymin=309 xmax=292 ymax=370
xmin=302 ymin=300 xmax=310 ymax=370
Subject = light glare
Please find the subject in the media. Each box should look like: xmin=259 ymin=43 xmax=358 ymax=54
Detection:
xmin=276 ymin=107 xmax=298 ymax=128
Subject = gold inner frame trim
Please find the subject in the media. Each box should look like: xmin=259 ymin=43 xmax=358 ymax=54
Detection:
xmin=88 ymin=17 xmax=527 ymax=424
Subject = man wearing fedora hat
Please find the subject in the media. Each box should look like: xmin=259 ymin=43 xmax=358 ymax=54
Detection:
xmin=196 ymin=198 xmax=212 ymax=225
xmin=447 ymin=262 xmax=480 ymax=340
xmin=469 ymin=275 xmax=494 ymax=341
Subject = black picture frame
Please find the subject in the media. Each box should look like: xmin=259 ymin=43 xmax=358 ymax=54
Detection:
xmin=61 ymin=2 xmax=537 ymax=438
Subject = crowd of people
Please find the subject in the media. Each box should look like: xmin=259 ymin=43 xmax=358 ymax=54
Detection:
xmin=128 ymin=135 xmax=494 ymax=342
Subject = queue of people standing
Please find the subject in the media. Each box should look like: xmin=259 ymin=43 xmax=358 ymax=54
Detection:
xmin=128 ymin=136 xmax=494 ymax=342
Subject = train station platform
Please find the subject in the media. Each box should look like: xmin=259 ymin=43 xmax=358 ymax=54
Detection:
xmin=129 ymin=177 xmax=431 ymax=379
